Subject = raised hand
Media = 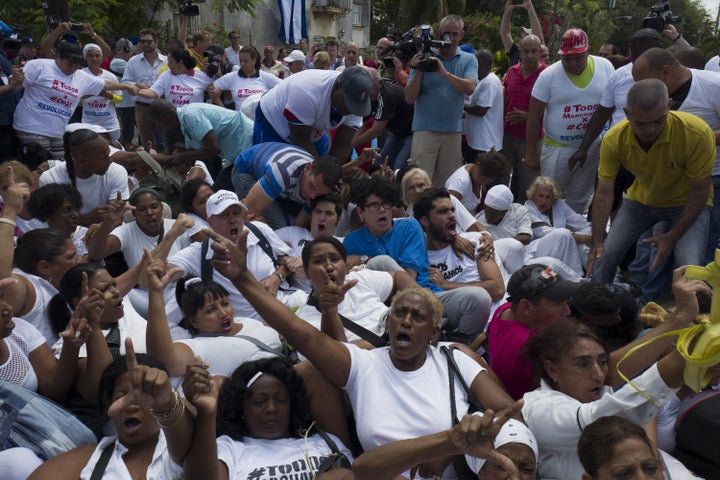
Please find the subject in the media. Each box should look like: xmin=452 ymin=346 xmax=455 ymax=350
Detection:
xmin=144 ymin=249 xmax=184 ymax=292
xmin=2 ymin=166 xmax=31 ymax=214
xmin=182 ymin=356 xmax=218 ymax=415
xmin=316 ymin=267 xmax=358 ymax=312
xmin=204 ymin=227 xmax=250 ymax=280
xmin=107 ymin=338 xmax=174 ymax=417
xmin=59 ymin=296 xmax=93 ymax=347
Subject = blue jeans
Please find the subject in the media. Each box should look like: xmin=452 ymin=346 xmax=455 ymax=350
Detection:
xmin=252 ymin=104 xmax=329 ymax=156
xmin=231 ymin=168 xmax=298 ymax=229
xmin=378 ymin=132 xmax=412 ymax=170
xmin=592 ymin=199 xmax=710 ymax=286
xmin=704 ymin=175 xmax=720 ymax=264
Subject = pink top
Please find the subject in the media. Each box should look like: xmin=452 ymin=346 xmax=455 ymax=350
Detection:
xmin=487 ymin=302 xmax=538 ymax=400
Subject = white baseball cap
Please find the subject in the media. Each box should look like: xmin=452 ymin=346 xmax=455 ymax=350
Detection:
xmin=284 ymin=49 xmax=306 ymax=63
xmin=464 ymin=418 xmax=539 ymax=473
xmin=206 ymin=190 xmax=247 ymax=218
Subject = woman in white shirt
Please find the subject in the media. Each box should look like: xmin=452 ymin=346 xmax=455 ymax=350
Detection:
xmin=28 ymin=346 xmax=194 ymax=480
xmin=210 ymin=45 xmax=280 ymax=111
xmin=136 ymin=49 xmax=212 ymax=107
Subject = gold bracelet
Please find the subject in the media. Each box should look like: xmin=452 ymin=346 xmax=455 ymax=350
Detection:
xmin=151 ymin=388 xmax=180 ymax=420
xmin=0 ymin=218 xmax=17 ymax=228
xmin=158 ymin=399 xmax=185 ymax=428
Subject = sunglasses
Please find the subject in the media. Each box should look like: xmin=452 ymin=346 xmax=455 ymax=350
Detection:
xmin=139 ymin=39 xmax=154 ymax=44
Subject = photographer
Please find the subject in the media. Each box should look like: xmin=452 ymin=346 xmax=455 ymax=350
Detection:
xmin=405 ymin=15 xmax=478 ymax=187
xmin=38 ymin=22 xmax=110 ymax=60
xmin=178 ymin=11 xmax=212 ymax=68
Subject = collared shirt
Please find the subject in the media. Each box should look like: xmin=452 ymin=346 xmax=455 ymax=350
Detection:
xmin=599 ymin=110 xmax=714 ymax=207
xmin=122 ymin=52 xmax=168 ymax=104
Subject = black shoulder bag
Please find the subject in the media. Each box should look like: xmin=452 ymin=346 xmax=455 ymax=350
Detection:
xmin=313 ymin=422 xmax=352 ymax=474
xmin=441 ymin=345 xmax=485 ymax=479
xmin=305 ymin=294 xmax=389 ymax=348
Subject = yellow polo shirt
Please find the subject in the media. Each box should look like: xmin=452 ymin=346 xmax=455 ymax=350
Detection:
xmin=598 ymin=111 xmax=715 ymax=207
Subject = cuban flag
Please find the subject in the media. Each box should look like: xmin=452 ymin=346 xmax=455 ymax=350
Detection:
xmin=278 ymin=0 xmax=307 ymax=44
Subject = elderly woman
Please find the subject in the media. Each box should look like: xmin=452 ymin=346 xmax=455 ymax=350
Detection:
xmin=521 ymin=271 xmax=711 ymax=480
xmin=202 ymin=228 xmax=515 ymax=478
xmin=513 ymin=177 xmax=589 ymax=276
xmin=80 ymin=43 xmax=122 ymax=140
xmin=445 ymin=150 xmax=511 ymax=215
xmin=578 ymin=416 xmax=697 ymax=480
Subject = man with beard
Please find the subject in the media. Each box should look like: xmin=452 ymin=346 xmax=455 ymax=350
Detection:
xmin=413 ymin=188 xmax=505 ymax=309
xmin=342 ymin=178 xmax=493 ymax=341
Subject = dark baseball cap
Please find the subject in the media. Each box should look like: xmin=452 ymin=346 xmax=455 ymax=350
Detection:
xmin=507 ymin=264 xmax=579 ymax=303
xmin=628 ymin=28 xmax=662 ymax=42
xmin=338 ymin=66 xmax=373 ymax=117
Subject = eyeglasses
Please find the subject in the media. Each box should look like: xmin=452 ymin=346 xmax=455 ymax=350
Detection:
xmin=139 ymin=39 xmax=154 ymax=44
xmin=230 ymin=36 xmax=239 ymax=40
xmin=364 ymin=201 xmax=393 ymax=212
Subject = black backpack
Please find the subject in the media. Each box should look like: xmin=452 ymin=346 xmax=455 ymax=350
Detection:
xmin=136 ymin=151 xmax=184 ymax=217
xmin=672 ymin=389 xmax=720 ymax=478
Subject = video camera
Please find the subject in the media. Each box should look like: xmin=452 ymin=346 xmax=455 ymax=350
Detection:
xmin=642 ymin=0 xmax=682 ymax=32
xmin=381 ymin=23 xmax=453 ymax=73
xmin=178 ymin=0 xmax=205 ymax=17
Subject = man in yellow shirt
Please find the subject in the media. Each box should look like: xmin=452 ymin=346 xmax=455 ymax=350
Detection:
xmin=588 ymin=79 xmax=713 ymax=296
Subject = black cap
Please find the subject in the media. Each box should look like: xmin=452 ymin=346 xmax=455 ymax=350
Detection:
xmin=507 ymin=265 xmax=579 ymax=303
xmin=205 ymin=44 xmax=225 ymax=56
xmin=628 ymin=28 xmax=662 ymax=42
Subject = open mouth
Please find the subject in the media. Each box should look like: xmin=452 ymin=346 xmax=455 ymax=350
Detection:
xmin=396 ymin=333 xmax=411 ymax=346
xmin=589 ymin=386 xmax=603 ymax=399
xmin=124 ymin=417 xmax=142 ymax=431
xmin=230 ymin=227 xmax=239 ymax=237
xmin=221 ymin=318 xmax=232 ymax=332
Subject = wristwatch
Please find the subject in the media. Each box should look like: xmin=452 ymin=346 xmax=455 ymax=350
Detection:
xmin=360 ymin=255 xmax=369 ymax=265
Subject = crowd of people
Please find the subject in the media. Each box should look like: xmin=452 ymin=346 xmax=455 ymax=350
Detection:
xmin=2 ymin=1 xmax=720 ymax=478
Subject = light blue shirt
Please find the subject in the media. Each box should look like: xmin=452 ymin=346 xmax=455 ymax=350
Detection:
xmin=410 ymin=49 xmax=477 ymax=133
xmin=177 ymin=103 xmax=253 ymax=166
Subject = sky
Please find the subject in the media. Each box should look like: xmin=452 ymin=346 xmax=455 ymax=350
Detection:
xmin=701 ymin=0 xmax=720 ymax=20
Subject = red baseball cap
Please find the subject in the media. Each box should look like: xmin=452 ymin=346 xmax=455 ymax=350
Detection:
xmin=558 ymin=28 xmax=589 ymax=55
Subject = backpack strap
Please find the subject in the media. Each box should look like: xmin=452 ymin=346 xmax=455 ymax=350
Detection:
xmin=200 ymin=237 xmax=213 ymax=282
xmin=136 ymin=150 xmax=183 ymax=191
xmin=306 ymin=294 xmax=388 ymax=348
xmin=441 ymin=345 xmax=485 ymax=415
xmin=89 ymin=441 xmax=115 ymax=480
xmin=234 ymin=334 xmax=286 ymax=358
xmin=244 ymin=221 xmax=277 ymax=267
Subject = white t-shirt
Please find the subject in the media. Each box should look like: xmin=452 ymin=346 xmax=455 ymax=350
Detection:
xmin=213 ymin=70 xmax=281 ymax=110
xmin=78 ymin=432 xmax=182 ymax=480
xmin=704 ymin=54 xmax=720 ymax=72
xmin=150 ymin=69 xmax=213 ymax=107
xmin=599 ymin=62 xmax=634 ymax=129
xmin=81 ymin=67 xmax=121 ymax=133
xmin=39 ymin=161 xmax=130 ymax=214
xmin=445 ymin=166 xmax=481 ymax=214
xmin=427 ymin=232 xmax=484 ymax=284
xmin=476 ymin=203 xmax=533 ymax=240
xmin=295 ymin=270 xmax=393 ymax=343
xmin=13 ymin=59 xmax=105 ymax=138
xmin=13 ymin=269 xmax=59 ymax=346
xmin=531 ymin=56 xmax=615 ymax=146
xmin=678 ymin=69 xmax=720 ymax=176
xmin=464 ymin=72 xmax=503 ymax=151
xmin=111 ymin=219 xmax=191 ymax=267
xmin=0 ymin=317 xmax=45 ymax=391
xmin=217 ymin=433 xmax=353 ymax=480
xmin=259 ymin=69 xmax=363 ymax=143
xmin=167 ymin=222 xmax=291 ymax=321
xmin=344 ymin=344 xmax=484 ymax=456
xmin=176 ymin=320 xmax=282 ymax=378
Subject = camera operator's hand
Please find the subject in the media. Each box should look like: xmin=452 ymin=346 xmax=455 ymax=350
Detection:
xmin=409 ymin=51 xmax=423 ymax=70
xmin=662 ymin=24 xmax=690 ymax=47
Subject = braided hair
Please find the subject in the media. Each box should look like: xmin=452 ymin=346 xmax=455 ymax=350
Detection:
xmin=62 ymin=128 xmax=100 ymax=187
